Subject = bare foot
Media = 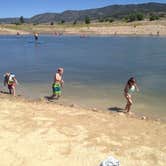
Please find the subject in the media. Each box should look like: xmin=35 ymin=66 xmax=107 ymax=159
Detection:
xmin=123 ymin=110 xmax=128 ymax=113
xmin=127 ymin=112 xmax=133 ymax=115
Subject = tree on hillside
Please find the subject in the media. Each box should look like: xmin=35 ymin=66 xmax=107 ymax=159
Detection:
xmin=149 ymin=13 xmax=159 ymax=21
xmin=33 ymin=22 xmax=39 ymax=25
xmin=60 ymin=20 xmax=65 ymax=24
xmin=50 ymin=22 xmax=54 ymax=25
xmin=104 ymin=17 xmax=110 ymax=22
xmin=109 ymin=18 xmax=114 ymax=23
xmin=125 ymin=13 xmax=137 ymax=22
xmin=73 ymin=20 xmax=77 ymax=25
xmin=98 ymin=17 xmax=104 ymax=22
xmin=19 ymin=16 xmax=24 ymax=24
xmin=136 ymin=13 xmax=144 ymax=21
xmin=125 ymin=12 xmax=144 ymax=22
xmin=85 ymin=16 xmax=90 ymax=24
xmin=102 ymin=17 xmax=115 ymax=23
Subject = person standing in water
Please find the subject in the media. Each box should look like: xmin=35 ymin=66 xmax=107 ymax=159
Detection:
xmin=124 ymin=77 xmax=139 ymax=113
xmin=51 ymin=68 xmax=64 ymax=99
xmin=34 ymin=33 xmax=39 ymax=40
xmin=4 ymin=72 xmax=18 ymax=96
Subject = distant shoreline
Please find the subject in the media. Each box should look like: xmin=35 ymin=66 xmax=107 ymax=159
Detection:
xmin=0 ymin=20 xmax=166 ymax=36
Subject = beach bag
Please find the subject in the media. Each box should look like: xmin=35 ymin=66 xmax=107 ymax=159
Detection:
xmin=100 ymin=156 xmax=120 ymax=166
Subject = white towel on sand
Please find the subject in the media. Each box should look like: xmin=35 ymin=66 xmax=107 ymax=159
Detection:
xmin=100 ymin=156 xmax=120 ymax=166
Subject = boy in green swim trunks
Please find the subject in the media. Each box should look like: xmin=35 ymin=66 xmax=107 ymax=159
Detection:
xmin=51 ymin=68 xmax=64 ymax=99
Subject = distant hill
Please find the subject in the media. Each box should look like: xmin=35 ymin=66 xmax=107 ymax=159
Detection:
xmin=0 ymin=17 xmax=28 ymax=24
xmin=0 ymin=2 xmax=166 ymax=24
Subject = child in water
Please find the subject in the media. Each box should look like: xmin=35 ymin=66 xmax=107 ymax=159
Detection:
xmin=34 ymin=33 xmax=39 ymax=40
xmin=4 ymin=72 xmax=18 ymax=96
xmin=124 ymin=77 xmax=139 ymax=113
xmin=51 ymin=68 xmax=64 ymax=99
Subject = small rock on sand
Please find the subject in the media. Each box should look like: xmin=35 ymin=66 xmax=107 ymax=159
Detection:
xmin=92 ymin=107 xmax=97 ymax=111
xmin=141 ymin=116 xmax=147 ymax=120
xmin=70 ymin=104 xmax=75 ymax=107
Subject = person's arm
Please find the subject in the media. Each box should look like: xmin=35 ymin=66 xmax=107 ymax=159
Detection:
xmin=134 ymin=83 xmax=139 ymax=92
xmin=4 ymin=75 xmax=8 ymax=86
xmin=124 ymin=84 xmax=128 ymax=93
xmin=61 ymin=80 xmax=64 ymax=87
xmin=4 ymin=76 xmax=7 ymax=86
xmin=13 ymin=77 xmax=18 ymax=84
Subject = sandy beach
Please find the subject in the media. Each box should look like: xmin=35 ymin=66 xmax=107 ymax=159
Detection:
xmin=0 ymin=20 xmax=166 ymax=36
xmin=0 ymin=92 xmax=165 ymax=166
xmin=0 ymin=27 xmax=30 ymax=35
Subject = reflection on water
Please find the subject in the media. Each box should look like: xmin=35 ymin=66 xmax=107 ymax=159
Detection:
xmin=0 ymin=35 xmax=166 ymax=120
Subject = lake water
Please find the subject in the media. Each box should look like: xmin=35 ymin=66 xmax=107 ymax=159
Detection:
xmin=0 ymin=35 xmax=166 ymax=120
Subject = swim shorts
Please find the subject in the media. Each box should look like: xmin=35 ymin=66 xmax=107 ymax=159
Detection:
xmin=52 ymin=83 xmax=61 ymax=95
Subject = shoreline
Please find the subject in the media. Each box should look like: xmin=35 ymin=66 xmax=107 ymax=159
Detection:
xmin=0 ymin=90 xmax=164 ymax=123
xmin=0 ymin=92 xmax=165 ymax=165
xmin=1 ymin=32 xmax=166 ymax=39
xmin=1 ymin=20 xmax=166 ymax=36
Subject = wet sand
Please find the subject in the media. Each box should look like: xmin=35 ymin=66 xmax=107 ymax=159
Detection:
xmin=0 ymin=93 xmax=165 ymax=166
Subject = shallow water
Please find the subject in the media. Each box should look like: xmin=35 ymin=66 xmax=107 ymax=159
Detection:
xmin=0 ymin=35 xmax=166 ymax=120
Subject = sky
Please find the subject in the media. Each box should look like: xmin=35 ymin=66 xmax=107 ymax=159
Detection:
xmin=0 ymin=0 xmax=165 ymax=18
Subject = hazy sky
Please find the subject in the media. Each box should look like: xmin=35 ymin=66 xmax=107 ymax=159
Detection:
xmin=0 ymin=0 xmax=165 ymax=18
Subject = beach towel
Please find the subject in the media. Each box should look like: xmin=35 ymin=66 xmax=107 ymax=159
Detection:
xmin=100 ymin=156 xmax=120 ymax=166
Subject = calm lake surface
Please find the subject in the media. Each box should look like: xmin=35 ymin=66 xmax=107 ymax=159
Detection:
xmin=0 ymin=35 xmax=166 ymax=120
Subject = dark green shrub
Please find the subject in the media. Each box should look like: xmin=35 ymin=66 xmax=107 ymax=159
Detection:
xmin=149 ymin=13 xmax=159 ymax=21
xmin=85 ymin=16 xmax=90 ymax=24
xmin=73 ymin=20 xmax=77 ymax=25
xmin=19 ymin=16 xmax=24 ymax=24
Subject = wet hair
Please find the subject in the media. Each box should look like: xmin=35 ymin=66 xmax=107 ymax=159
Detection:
xmin=127 ymin=77 xmax=136 ymax=87
xmin=57 ymin=68 xmax=64 ymax=72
